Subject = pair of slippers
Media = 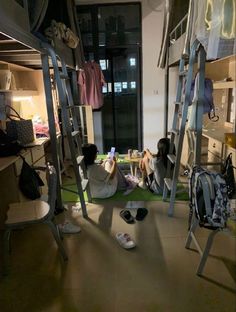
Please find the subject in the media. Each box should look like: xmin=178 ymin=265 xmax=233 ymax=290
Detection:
xmin=120 ymin=208 xmax=148 ymax=224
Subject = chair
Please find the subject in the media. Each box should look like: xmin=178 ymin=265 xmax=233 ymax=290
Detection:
xmin=3 ymin=163 xmax=68 ymax=274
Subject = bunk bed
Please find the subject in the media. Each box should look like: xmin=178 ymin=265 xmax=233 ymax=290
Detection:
xmin=160 ymin=0 xmax=236 ymax=275
xmin=0 ymin=0 xmax=88 ymax=226
xmin=165 ymin=0 xmax=236 ymax=168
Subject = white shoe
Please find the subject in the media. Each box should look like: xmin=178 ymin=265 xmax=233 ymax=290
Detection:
xmin=138 ymin=180 xmax=147 ymax=189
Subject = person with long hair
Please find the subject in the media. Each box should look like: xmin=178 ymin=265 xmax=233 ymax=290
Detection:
xmin=139 ymin=138 xmax=173 ymax=194
xmin=82 ymin=143 xmax=130 ymax=198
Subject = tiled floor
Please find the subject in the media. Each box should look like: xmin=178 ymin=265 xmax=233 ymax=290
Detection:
xmin=0 ymin=200 xmax=235 ymax=312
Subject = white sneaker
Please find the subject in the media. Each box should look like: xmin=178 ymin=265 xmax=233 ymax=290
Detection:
xmin=138 ymin=180 xmax=147 ymax=189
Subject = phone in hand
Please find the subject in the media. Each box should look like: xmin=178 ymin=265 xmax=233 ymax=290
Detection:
xmin=109 ymin=147 xmax=115 ymax=159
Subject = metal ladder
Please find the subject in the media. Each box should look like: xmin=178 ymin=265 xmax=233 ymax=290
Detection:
xmin=163 ymin=39 xmax=206 ymax=216
xmin=41 ymin=42 xmax=91 ymax=218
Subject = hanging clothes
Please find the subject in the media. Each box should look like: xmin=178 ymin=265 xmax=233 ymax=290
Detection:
xmin=78 ymin=61 xmax=106 ymax=110
xmin=191 ymin=0 xmax=236 ymax=59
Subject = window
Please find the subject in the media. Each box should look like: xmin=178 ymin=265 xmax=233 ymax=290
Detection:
xmin=114 ymin=82 xmax=122 ymax=93
xmin=129 ymin=58 xmax=136 ymax=66
xmin=130 ymin=81 xmax=136 ymax=89
xmin=99 ymin=59 xmax=109 ymax=70
xmin=122 ymin=82 xmax=128 ymax=89
xmin=102 ymin=85 xmax=108 ymax=93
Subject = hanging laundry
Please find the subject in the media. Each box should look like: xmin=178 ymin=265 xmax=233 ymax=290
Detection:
xmin=78 ymin=61 xmax=106 ymax=110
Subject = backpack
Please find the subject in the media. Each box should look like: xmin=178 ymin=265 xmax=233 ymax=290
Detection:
xmin=188 ymin=74 xmax=219 ymax=130
xmin=189 ymin=166 xmax=230 ymax=229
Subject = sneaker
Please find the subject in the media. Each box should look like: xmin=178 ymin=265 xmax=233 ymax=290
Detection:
xmin=138 ymin=180 xmax=147 ymax=189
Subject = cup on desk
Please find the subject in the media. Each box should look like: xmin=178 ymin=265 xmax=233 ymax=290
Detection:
xmin=128 ymin=149 xmax=132 ymax=159
xmin=132 ymin=150 xmax=139 ymax=158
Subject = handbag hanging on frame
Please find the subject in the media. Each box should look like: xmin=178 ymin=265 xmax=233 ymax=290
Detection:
xmin=5 ymin=105 xmax=34 ymax=145
xmin=222 ymin=153 xmax=236 ymax=199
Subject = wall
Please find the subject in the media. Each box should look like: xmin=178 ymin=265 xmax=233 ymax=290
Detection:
xmin=11 ymin=70 xmax=48 ymax=124
xmin=76 ymin=0 xmax=167 ymax=152
xmin=142 ymin=1 xmax=165 ymax=151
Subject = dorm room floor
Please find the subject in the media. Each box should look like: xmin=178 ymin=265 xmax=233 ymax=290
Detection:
xmin=0 ymin=200 xmax=235 ymax=312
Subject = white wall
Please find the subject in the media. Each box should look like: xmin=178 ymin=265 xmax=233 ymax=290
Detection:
xmin=76 ymin=0 xmax=167 ymax=152
xmin=142 ymin=0 xmax=165 ymax=151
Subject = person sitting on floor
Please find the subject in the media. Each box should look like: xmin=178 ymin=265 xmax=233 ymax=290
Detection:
xmin=139 ymin=138 xmax=173 ymax=194
xmin=82 ymin=143 xmax=130 ymax=199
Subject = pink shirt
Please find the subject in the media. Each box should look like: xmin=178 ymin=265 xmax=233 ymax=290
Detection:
xmin=78 ymin=61 xmax=106 ymax=109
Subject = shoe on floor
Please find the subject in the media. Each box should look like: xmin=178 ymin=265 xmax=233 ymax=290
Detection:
xmin=115 ymin=233 xmax=136 ymax=249
xmin=59 ymin=222 xmax=81 ymax=234
xmin=136 ymin=208 xmax=148 ymax=221
xmin=120 ymin=210 xmax=135 ymax=224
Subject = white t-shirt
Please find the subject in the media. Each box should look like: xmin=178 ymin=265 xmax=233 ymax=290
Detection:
xmin=87 ymin=163 xmax=118 ymax=198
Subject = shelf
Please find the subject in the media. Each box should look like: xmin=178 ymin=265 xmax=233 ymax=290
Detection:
xmin=0 ymin=89 xmax=38 ymax=96
xmin=210 ymin=54 xmax=236 ymax=65
xmin=213 ymin=81 xmax=235 ymax=89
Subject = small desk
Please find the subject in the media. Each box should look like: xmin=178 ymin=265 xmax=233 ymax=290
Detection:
xmin=96 ymin=154 xmax=142 ymax=177
xmin=124 ymin=155 xmax=142 ymax=177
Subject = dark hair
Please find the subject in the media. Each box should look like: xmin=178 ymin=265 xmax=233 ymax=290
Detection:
xmin=82 ymin=143 xmax=98 ymax=167
xmin=157 ymin=138 xmax=171 ymax=168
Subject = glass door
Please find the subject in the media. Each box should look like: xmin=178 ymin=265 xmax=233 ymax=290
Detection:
xmin=101 ymin=47 xmax=141 ymax=154
xmin=77 ymin=3 xmax=142 ymax=154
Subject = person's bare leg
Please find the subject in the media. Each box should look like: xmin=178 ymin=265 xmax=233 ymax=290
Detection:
xmin=138 ymin=154 xmax=152 ymax=188
xmin=140 ymin=154 xmax=152 ymax=176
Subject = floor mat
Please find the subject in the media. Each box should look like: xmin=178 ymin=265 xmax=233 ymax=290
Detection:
xmin=61 ymin=184 xmax=189 ymax=202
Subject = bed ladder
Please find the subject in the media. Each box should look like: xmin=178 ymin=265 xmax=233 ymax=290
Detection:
xmin=41 ymin=42 xmax=91 ymax=217
xmin=163 ymin=39 xmax=206 ymax=216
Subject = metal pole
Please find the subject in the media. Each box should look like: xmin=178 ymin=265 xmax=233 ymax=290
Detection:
xmin=164 ymin=48 xmax=169 ymax=138
xmin=41 ymin=53 xmax=64 ymax=212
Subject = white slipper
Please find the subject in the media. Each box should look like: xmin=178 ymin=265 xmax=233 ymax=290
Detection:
xmin=115 ymin=233 xmax=136 ymax=249
xmin=59 ymin=222 xmax=81 ymax=234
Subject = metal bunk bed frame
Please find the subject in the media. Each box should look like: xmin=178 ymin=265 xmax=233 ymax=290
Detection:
xmin=0 ymin=2 xmax=88 ymax=213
